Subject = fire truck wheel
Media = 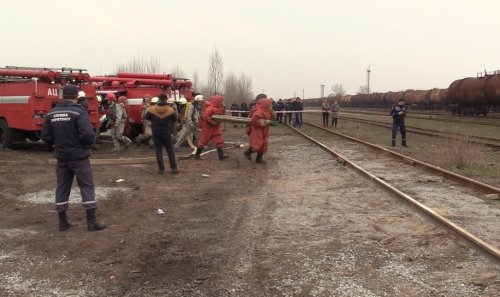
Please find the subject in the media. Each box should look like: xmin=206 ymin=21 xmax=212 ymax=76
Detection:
xmin=0 ymin=119 xmax=12 ymax=148
xmin=26 ymin=132 xmax=41 ymax=142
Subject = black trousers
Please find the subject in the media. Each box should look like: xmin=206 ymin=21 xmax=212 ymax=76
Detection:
xmin=153 ymin=131 xmax=177 ymax=171
xmin=392 ymin=120 xmax=406 ymax=142
xmin=56 ymin=158 xmax=96 ymax=212
xmin=322 ymin=112 xmax=329 ymax=126
xmin=276 ymin=112 xmax=283 ymax=123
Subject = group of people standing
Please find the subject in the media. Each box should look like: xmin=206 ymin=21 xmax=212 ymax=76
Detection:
xmin=234 ymin=97 xmax=304 ymax=127
xmin=321 ymin=99 xmax=341 ymax=128
xmin=274 ymin=97 xmax=304 ymax=127
xmin=41 ymin=83 xmax=408 ymax=234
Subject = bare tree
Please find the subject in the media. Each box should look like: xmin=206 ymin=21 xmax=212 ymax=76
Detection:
xmin=198 ymin=82 xmax=212 ymax=100
xmin=191 ymin=71 xmax=199 ymax=91
xmin=237 ymin=72 xmax=254 ymax=102
xmin=331 ymin=84 xmax=346 ymax=96
xmin=223 ymin=72 xmax=238 ymax=106
xmin=358 ymin=85 xmax=369 ymax=94
xmin=171 ymin=65 xmax=186 ymax=78
xmin=116 ymin=54 xmax=161 ymax=73
xmin=208 ymin=47 xmax=224 ymax=95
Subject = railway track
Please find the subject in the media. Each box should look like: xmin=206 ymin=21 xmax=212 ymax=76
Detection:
xmin=288 ymin=121 xmax=500 ymax=264
xmin=339 ymin=115 xmax=500 ymax=149
xmin=341 ymin=109 xmax=500 ymax=127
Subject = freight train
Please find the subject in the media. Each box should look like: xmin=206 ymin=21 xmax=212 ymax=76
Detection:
xmin=304 ymin=72 xmax=500 ymax=116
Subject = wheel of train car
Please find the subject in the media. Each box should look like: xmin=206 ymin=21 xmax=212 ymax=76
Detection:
xmin=0 ymin=119 xmax=12 ymax=148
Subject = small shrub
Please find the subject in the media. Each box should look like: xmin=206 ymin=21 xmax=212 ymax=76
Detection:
xmin=437 ymin=134 xmax=482 ymax=169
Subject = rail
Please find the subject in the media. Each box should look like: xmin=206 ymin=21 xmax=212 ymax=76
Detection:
xmin=341 ymin=109 xmax=500 ymax=127
xmin=339 ymin=115 xmax=500 ymax=149
xmin=288 ymin=123 xmax=500 ymax=264
xmin=302 ymin=120 xmax=500 ymax=195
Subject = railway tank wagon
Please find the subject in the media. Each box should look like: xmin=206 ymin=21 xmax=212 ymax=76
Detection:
xmin=483 ymin=74 xmax=500 ymax=112
xmin=447 ymin=77 xmax=489 ymax=115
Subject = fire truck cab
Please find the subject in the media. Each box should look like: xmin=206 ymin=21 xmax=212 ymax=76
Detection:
xmin=0 ymin=66 xmax=99 ymax=148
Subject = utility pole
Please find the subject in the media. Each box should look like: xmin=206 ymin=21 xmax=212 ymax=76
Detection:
xmin=320 ymin=83 xmax=325 ymax=98
xmin=367 ymin=65 xmax=371 ymax=94
xmin=302 ymin=88 xmax=304 ymax=99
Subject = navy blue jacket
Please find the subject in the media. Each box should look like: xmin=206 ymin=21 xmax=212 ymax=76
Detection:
xmin=42 ymin=100 xmax=95 ymax=160
xmin=390 ymin=105 xmax=407 ymax=121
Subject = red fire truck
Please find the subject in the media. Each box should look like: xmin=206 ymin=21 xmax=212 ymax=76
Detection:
xmin=0 ymin=66 xmax=99 ymax=148
xmin=90 ymin=72 xmax=193 ymax=138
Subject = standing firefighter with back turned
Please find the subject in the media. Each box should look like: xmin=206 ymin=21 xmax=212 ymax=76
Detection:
xmin=390 ymin=98 xmax=408 ymax=147
xmin=41 ymin=84 xmax=106 ymax=232
xmin=144 ymin=94 xmax=179 ymax=174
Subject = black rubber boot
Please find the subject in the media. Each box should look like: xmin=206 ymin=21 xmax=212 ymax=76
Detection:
xmin=256 ymin=152 xmax=266 ymax=164
xmin=58 ymin=211 xmax=71 ymax=231
xmin=402 ymin=140 xmax=408 ymax=147
xmin=86 ymin=209 xmax=106 ymax=232
xmin=194 ymin=147 xmax=203 ymax=160
xmin=391 ymin=140 xmax=396 ymax=147
xmin=217 ymin=148 xmax=229 ymax=161
xmin=243 ymin=148 xmax=252 ymax=160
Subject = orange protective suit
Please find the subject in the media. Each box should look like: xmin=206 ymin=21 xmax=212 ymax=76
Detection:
xmin=197 ymin=95 xmax=225 ymax=148
xmin=248 ymin=98 xmax=272 ymax=153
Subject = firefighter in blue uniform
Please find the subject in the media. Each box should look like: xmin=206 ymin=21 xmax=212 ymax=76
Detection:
xmin=42 ymin=84 xmax=106 ymax=232
xmin=390 ymin=98 xmax=408 ymax=147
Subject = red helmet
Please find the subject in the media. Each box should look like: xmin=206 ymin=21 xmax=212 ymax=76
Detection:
xmin=107 ymin=93 xmax=116 ymax=101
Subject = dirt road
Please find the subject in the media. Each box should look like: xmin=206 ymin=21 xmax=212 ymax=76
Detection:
xmin=0 ymin=126 xmax=499 ymax=296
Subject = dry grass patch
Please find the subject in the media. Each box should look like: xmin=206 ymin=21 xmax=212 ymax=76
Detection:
xmin=435 ymin=134 xmax=484 ymax=169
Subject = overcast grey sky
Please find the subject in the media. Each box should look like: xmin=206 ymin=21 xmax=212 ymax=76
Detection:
xmin=1 ymin=0 xmax=499 ymax=98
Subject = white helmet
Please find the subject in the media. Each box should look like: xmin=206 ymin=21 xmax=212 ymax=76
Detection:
xmin=166 ymin=98 xmax=175 ymax=104
xmin=78 ymin=91 xmax=86 ymax=98
xmin=194 ymin=95 xmax=204 ymax=101
xmin=151 ymin=97 xmax=159 ymax=104
xmin=178 ymin=97 xmax=187 ymax=105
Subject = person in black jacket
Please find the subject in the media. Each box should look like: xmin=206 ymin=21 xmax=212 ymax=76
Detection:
xmin=144 ymin=94 xmax=179 ymax=174
xmin=41 ymin=84 xmax=106 ymax=232
xmin=293 ymin=97 xmax=303 ymax=128
xmin=275 ymin=99 xmax=284 ymax=124
xmin=240 ymin=102 xmax=249 ymax=117
xmin=390 ymin=98 xmax=408 ymax=147
xmin=284 ymin=99 xmax=293 ymax=124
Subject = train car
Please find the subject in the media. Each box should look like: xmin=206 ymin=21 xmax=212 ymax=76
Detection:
xmin=447 ymin=77 xmax=489 ymax=116
xmin=0 ymin=66 xmax=99 ymax=148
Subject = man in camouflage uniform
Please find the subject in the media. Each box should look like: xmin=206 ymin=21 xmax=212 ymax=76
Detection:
xmin=108 ymin=94 xmax=132 ymax=152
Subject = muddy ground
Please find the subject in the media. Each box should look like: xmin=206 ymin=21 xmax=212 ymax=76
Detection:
xmin=0 ymin=125 xmax=499 ymax=296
